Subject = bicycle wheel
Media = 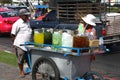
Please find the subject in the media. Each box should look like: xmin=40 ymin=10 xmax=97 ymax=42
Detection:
xmin=82 ymin=71 xmax=104 ymax=80
xmin=32 ymin=57 xmax=60 ymax=80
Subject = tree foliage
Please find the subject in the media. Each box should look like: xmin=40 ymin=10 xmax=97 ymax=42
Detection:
xmin=43 ymin=0 xmax=50 ymax=2
xmin=0 ymin=0 xmax=12 ymax=3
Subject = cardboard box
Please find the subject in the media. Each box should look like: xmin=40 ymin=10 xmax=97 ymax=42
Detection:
xmin=89 ymin=39 xmax=99 ymax=47
xmin=89 ymin=39 xmax=99 ymax=53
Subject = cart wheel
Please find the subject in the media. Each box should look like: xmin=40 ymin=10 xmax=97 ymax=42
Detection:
xmin=32 ymin=57 xmax=60 ymax=80
xmin=82 ymin=71 xmax=104 ymax=80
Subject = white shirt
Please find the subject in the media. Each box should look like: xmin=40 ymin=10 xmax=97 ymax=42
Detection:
xmin=11 ymin=18 xmax=32 ymax=51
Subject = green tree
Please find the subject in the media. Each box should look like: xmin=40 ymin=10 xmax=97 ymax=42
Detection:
xmin=43 ymin=0 xmax=49 ymax=2
xmin=0 ymin=0 xmax=12 ymax=4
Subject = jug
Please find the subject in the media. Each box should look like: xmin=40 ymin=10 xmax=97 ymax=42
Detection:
xmin=44 ymin=29 xmax=52 ymax=44
xmin=52 ymin=30 xmax=62 ymax=50
xmin=34 ymin=29 xmax=44 ymax=44
xmin=62 ymin=30 xmax=73 ymax=52
xmin=73 ymin=36 xmax=89 ymax=53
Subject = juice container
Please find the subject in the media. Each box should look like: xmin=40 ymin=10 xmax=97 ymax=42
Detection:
xmin=62 ymin=30 xmax=73 ymax=52
xmin=34 ymin=29 xmax=44 ymax=44
xmin=44 ymin=29 xmax=52 ymax=44
xmin=52 ymin=31 xmax=62 ymax=50
xmin=73 ymin=36 xmax=89 ymax=52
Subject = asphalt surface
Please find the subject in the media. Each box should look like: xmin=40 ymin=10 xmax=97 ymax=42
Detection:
xmin=91 ymin=54 xmax=120 ymax=80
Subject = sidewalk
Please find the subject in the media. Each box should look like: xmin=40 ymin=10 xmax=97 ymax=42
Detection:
xmin=0 ymin=63 xmax=31 ymax=80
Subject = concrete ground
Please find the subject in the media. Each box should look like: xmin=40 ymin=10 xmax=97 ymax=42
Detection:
xmin=0 ymin=63 xmax=31 ymax=80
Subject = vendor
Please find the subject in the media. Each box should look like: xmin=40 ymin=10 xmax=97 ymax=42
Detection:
xmin=78 ymin=14 xmax=97 ymax=62
xmin=11 ymin=9 xmax=33 ymax=78
xmin=78 ymin=14 xmax=97 ymax=40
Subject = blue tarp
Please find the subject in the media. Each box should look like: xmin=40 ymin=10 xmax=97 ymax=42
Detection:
xmin=34 ymin=5 xmax=48 ymax=9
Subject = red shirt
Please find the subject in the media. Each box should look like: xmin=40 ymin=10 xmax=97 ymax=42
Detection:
xmin=36 ymin=14 xmax=46 ymax=20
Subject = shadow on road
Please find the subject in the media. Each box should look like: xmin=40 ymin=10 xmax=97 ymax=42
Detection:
xmin=0 ymin=33 xmax=11 ymax=38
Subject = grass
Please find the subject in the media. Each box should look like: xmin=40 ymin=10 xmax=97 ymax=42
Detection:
xmin=108 ymin=7 xmax=120 ymax=12
xmin=0 ymin=51 xmax=17 ymax=67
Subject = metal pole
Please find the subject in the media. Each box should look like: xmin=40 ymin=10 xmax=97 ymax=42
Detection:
xmin=26 ymin=0 xmax=29 ymax=7
xmin=109 ymin=0 xmax=111 ymax=13
xmin=38 ymin=0 xmax=40 ymax=5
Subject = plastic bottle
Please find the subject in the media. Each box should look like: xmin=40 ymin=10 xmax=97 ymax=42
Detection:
xmin=34 ymin=29 xmax=44 ymax=44
xmin=44 ymin=29 xmax=52 ymax=44
xmin=52 ymin=30 xmax=62 ymax=50
xmin=62 ymin=30 xmax=73 ymax=52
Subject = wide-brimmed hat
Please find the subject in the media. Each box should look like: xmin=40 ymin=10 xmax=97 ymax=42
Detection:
xmin=82 ymin=14 xmax=96 ymax=26
xmin=19 ymin=9 xmax=30 ymax=16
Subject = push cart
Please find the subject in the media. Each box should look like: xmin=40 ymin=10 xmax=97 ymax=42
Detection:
xmin=23 ymin=42 xmax=105 ymax=80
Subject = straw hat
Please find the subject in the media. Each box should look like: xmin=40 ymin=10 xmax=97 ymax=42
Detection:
xmin=82 ymin=14 xmax=96 ymax=26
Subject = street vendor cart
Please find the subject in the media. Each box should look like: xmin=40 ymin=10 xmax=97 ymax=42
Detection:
xmin=23 ymin=41 xmax=105 ymax=80
xmin=24 ymin=0 xmax=107 ymax=79
xmin=25 ymin=13 xmax=106 ymax=79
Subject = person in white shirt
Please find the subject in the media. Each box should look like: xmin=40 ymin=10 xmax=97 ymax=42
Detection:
xmin=11 ymin=9 xmax=33 ymax=78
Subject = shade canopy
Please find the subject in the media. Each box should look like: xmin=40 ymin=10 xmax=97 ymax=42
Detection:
xmin=34 ymin=5 xmax=49 ymax=9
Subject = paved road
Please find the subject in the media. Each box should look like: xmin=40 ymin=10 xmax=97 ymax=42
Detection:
xmin=91 ymin=53 xmax=120 ymax=80
xmin=0 ymin=35 xmax=15 ymax=53
xmin=0 ymin=36 xmax=120 ymax=80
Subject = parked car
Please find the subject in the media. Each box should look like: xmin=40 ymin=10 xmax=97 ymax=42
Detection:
xmin=0 ymin=8 xmax=19 ymax=34
xmin=7 ymin=6 xmax=28 ymax=11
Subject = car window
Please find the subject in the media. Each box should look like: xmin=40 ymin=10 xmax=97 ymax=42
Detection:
xmin=7 ymin=6 xmax=28 ymax=10
xmin=0 ymin=11 xmax=19 ymax=17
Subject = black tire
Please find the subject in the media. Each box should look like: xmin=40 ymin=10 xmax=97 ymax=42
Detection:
xmin=82 ymin=71 xmax=104 ymax=80
xmin=32 ymin=57 xmax=60 ymax=80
